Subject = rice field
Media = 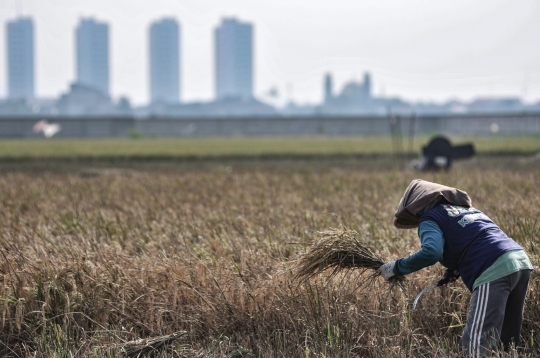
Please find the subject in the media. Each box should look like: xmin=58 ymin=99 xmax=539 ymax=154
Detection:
xmin=0 ymin=135 xmax=539 ymax=159
xmin=0 ymin=156 xmax=539 ymax=357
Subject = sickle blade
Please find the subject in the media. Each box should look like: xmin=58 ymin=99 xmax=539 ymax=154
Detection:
xmin=412 ymin=284 xmax=438 ymax=310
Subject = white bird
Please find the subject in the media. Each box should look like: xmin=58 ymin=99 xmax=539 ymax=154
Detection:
xmin=33 ymin=119 xmax=61 ymax=138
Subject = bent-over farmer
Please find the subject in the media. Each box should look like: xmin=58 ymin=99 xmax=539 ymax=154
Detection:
xmin=378 ymin=179 xmax=533 ymax=356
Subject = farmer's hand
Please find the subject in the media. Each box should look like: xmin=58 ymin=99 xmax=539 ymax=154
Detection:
xmin=438 ymin=269 xmax=460 ymax=286
xmin=377 ymin=261 xmax=396 ymax=281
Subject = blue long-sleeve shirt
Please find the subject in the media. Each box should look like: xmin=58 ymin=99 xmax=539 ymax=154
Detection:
xmin=394 ymin=220 xmax=444 ymax=275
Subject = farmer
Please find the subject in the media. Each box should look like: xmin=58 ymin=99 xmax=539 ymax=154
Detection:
xmin=378 ymin=179 xmax=533 ymax=356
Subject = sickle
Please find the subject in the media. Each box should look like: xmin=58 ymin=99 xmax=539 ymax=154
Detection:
xmin=412 ymin=275 xmax=453 ymax=310
xmin=412 ymin=284 xmax=438 ymax=310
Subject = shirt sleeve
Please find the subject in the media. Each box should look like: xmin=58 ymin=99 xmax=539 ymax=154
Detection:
xmin=394 ymin=220 xmax=445 ymax=275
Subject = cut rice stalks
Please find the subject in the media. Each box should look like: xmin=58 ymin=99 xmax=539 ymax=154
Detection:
xmin=294 ymin=228 xmax=405 ymax=287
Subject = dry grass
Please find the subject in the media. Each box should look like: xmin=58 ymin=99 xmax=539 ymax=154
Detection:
xmin=0 ymin=159 xmax=539 ymax=357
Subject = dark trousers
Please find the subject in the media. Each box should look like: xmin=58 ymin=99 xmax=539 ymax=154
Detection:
xmin=462 ymin=269 xmax=531 ymax=357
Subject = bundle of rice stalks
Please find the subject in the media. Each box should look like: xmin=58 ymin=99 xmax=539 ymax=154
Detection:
xmin=294 ymin=228 xmax=405 ymax=286
xmin=120 ymin=331 xmax=187 ymax=357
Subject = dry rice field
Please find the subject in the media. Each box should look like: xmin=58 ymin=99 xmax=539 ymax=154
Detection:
xmin=0 ymin=157 xmax=539 ymax=357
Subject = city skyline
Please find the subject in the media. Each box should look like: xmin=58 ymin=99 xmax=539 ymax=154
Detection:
xmin=0 ymin=0 xmax=539 ymax=106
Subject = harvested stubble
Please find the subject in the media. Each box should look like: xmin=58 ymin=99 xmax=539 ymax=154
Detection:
xmin=294 ymin=228 xmax=405 ymax=286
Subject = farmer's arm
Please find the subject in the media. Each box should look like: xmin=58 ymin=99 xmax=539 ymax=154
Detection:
xmin=393 ymin=220 xmax=444 ymax=275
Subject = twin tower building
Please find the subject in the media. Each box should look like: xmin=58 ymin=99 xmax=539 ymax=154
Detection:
xmin=6 ymin=17 xmax=253 ymax=103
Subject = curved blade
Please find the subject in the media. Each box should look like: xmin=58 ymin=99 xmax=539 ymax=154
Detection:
xmin=412 ymin=284 xmax=437 ymax=310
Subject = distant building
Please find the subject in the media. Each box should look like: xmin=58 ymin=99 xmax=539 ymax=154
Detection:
xmin=320 ymin=72 xmax=379 ymax=115
xmin=215 ymin=18 xmax=253 ymax=100
xmin=467 ymin=98 xmax=523 ymax=113
xmin=6 ymin=17 xmax=34 ymax=100
xmin=76 ymin=18 xmax=110 ymax=96
xmin=56 ymin=83 xmax=129 ymax=116
xmin=0 ymin=99 xmax=34 ymax=115
xmin=149 ymin=18 xmax=180 ymax=104
xmin=143 ymin=97 xmax=276 ymax=118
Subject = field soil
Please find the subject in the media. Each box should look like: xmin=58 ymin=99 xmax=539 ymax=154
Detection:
xmin=0 ymin=157 xmax=539 ymax=357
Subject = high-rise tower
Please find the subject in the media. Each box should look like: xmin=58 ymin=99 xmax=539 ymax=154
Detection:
xmin=7 ymin=17 xmax=34 ymax=100
xmin=215 ymin=18 xmax=253 ymax=100
xmin=149 ymin=18 xmax=180 ymax=103
xmin=76 ymin=18 xmax=110 ymax=95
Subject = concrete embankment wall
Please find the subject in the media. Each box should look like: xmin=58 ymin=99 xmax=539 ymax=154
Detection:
xmin=1 ymin=114 xmax=539 ymax=138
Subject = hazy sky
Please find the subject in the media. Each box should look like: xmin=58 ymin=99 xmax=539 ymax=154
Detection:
xmin=1 ymin=0 xmax=539 ymax=106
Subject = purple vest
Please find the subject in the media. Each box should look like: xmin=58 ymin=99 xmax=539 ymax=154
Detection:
xmin=420 ymin=203 xmax=522 ymax=291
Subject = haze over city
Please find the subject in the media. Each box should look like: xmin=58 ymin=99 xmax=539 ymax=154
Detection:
xmin=1 ymin=0 xmax=539 ymax=107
